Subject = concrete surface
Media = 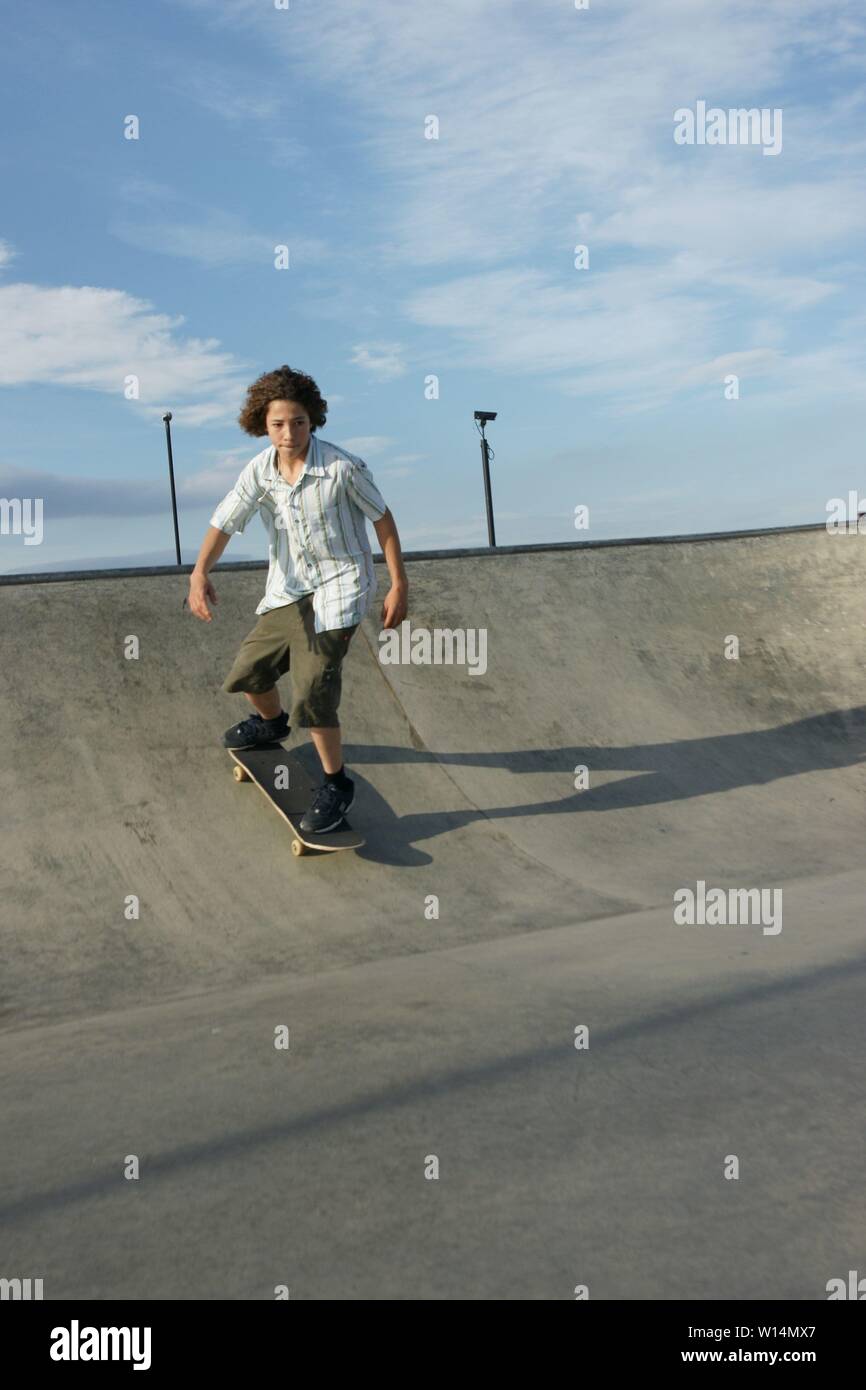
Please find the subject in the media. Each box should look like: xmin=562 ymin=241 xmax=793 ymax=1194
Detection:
xmin=0 ymin=525 xmax=864 ymax=1298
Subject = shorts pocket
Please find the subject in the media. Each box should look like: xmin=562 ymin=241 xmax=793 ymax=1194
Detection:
xmin=318 ymin=626 xmax=356 ymax=659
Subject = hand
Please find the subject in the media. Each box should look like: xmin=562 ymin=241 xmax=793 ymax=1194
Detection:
xmin=381 ymin=583 xmax=408 ymax=630
xmin=187 ymin=573 xmax=218 ymax=622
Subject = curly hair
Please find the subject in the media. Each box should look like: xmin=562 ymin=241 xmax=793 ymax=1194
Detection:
xmin=237 ymin=365 xmax=328 ymax=436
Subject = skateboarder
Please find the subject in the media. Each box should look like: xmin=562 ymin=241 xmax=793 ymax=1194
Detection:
xmin=187 ymin=364 xmax=409 ymax=833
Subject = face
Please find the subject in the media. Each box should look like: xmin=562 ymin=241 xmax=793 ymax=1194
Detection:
xmin=266 ymin=399 xmax=311 ymax=458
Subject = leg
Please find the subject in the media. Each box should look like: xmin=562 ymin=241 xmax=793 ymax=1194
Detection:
xmin=309 ymin=725 xmax=343 ymax=775
xmin=292 ymin=605 xmax=355 ymax=781
xmin=222 ymin=607 xmax=294 ymax=709
xmin=244 ymin=687 xmax=283 ymax=720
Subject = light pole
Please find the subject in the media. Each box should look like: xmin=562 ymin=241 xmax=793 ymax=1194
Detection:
xmin=474 ymin=410 xmax=497 ymax=547
xmin=162 ymin=411 xmax=182 ymax=566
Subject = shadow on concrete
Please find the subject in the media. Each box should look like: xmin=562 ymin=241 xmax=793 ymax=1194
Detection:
xmin=275 ymin=708 xmax=866 ymax=865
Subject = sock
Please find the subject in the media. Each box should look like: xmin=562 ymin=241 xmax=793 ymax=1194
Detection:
xmin=324 ymin=764 xmax=350 ymax=788
xmin=263 ymin=710 xmax=286 ymax=725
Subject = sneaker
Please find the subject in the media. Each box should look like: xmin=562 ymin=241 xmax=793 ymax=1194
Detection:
xmin=222 ymin=710 xmax=290 ymax=749
xmin=299 ymin=776 xmax=355 ymax=834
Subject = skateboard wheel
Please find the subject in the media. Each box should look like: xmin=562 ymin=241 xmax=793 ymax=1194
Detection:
xmin=291 ymin=838 xmax=307 ymax=857
xmin=233 ymin=765 xmax=252 ymax=782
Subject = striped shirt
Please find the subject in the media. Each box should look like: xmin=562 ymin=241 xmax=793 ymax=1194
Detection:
xmin=209 ymin=434 xmax=389 ymax=633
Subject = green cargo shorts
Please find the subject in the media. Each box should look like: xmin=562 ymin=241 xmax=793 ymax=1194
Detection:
xmin=221 ymin=594 xmax=358 ymax=728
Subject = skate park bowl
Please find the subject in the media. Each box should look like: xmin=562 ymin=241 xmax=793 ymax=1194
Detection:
xmin=1 ymin=521 xmax=864 ymax=1298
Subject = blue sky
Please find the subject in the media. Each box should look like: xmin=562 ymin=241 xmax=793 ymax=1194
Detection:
xmin=1 ymin=0 xmax=865 ymax=573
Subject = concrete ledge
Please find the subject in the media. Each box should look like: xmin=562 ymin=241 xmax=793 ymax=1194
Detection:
xmin=0 ymin=520 xmax=830 ymax=586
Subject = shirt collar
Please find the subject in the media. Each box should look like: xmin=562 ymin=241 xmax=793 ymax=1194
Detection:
xmin=268 ymin=433 xmax=327 ymax=480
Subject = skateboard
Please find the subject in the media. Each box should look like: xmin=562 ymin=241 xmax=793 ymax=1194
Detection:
xmin=228 ymin=744 xmax=365 ymax=857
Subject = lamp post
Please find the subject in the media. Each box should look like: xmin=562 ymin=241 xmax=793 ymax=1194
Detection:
xmin=474 ymin=410 xmax=498 ymax=547
xmin=162 ymin=411 xmax=182 ymax=566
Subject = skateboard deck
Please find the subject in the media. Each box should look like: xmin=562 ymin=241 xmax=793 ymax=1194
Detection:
xmin=228 ymin=744 xmax=364 ymax=857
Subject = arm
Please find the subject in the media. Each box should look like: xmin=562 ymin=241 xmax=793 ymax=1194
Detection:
xmin=187 ymin=526 xmax=231 ymax=622
xmin=373 ymin=508 xmax=409 ymax=629
xmin=188 ymin=460 xmax=263 ymax=622
xmin=194 ymin=524 xmax=232 ymax=576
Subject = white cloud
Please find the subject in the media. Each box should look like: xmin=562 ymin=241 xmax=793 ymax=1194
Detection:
xmin=0 ymin=274 xmax=253 ymax=425
xmin=338 ymin=436 xmax=394 ymax=456
xmin=150 ymin=50 xmax=311 ymax=168
xmin=160 ymin=55 xmax=286 ymax=125
xmin=349 ymin=342 xmax=409 ymax=380
xmin=166 ymin=0 xmax=866 ymax=409
xmin=7 ymin=0 xmax=866 ymax=443
xmin=110 ymin=178 xmax=330 ymax=268
xmin=674 ymin=349 xmax=782 ymax=389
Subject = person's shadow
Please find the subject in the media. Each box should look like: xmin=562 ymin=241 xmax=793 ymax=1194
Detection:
xmin=288 ymin=706 xmax=866 ymax=865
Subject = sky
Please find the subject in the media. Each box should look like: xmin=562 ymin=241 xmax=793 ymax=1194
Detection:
xmin=1 ymin=0 xmax=865 ymax=574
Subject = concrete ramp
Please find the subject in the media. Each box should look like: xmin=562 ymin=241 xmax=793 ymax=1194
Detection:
xmin=1 ymin=526 xmax=864 ymax=1298
xmin=380 ymin=529 xmax=866 ymax=902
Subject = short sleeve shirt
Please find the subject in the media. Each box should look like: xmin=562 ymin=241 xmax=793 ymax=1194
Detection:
xmin=209 ymin=433 xmax=388 ymax=633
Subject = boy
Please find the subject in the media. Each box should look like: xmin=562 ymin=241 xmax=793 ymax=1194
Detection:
xmin=187 ymin=364 xmax=409 ymax=833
